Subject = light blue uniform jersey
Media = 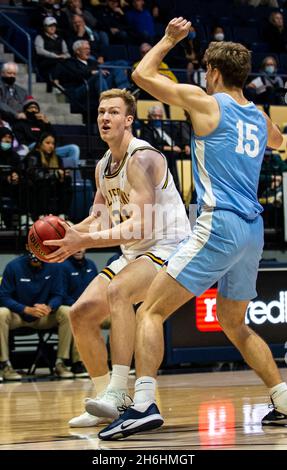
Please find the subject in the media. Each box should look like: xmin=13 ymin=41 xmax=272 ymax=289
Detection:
xmin=192 ymin=92 xmax=267 ymax=220
xmin=167 ymin=93 xmax=268 ymax=300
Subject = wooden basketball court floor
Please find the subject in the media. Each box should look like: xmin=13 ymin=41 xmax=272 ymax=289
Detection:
xmin=0 ymin=369 xmax=287 ymax=450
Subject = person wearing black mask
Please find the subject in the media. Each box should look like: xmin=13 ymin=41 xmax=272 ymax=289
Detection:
xmin=0 ymin=127 xmax=23 ymax=229
xmin=0 ymin=248 xmax=77 ymax=380
xmin=0 ymin=63 xmax=27 ymax=123
xmin=13 ymin=97 xmax=53 ymax=147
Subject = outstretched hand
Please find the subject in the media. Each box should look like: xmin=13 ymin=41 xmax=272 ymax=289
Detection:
xmin=43 ymin=220 xmax=85 ymax=263
xmin=165 ymin=17 xmax=192 ymax=46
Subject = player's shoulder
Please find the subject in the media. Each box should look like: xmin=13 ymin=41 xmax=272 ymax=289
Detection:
xmin=128 ymin=147 xmax=160 ymax=171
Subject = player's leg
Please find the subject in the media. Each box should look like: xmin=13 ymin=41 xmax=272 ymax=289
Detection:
xmin=217 ymin=213 xmax=287 ymax=426
xmin=85 ymin=256 xmax=160 ymax=419
xmin=67 ymin=274 xmax=112 ymax=427
xmin=98 ymin=269 xmax=194 ymax=440
xmin=70 ymin=275 xmax=110 ymax=378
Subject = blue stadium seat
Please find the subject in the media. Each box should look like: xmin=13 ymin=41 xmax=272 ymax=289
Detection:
xmin=233 ymin=26 xmax=259 ymax=46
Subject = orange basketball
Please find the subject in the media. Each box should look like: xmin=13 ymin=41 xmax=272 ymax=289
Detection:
xmin=28 ymin=215 xmax=66 ymax=262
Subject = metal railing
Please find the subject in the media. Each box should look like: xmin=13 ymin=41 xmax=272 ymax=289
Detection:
xmin=0 ymin=11 xmax=32 ymax=94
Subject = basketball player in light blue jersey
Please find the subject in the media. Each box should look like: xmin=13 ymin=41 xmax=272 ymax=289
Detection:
xmin=98 ymin=18 xmax=287 ymax=440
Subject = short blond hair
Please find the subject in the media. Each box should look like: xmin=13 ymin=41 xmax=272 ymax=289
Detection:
xmin=99 ymin=88 xmax=136 ymax=118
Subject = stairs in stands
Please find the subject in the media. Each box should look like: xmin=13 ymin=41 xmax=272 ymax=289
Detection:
xmin=0 ymin=44 xmax=84 ymax=126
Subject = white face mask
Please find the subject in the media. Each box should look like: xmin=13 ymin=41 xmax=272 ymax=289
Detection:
xmin=214 ymin=33 xmax=224 ymax=41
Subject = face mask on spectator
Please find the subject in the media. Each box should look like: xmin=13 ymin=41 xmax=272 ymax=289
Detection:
xmin=2 ymin=76 xmax=16 ymax=85
xmin=187 ymin=31 xmax=196 ymax=40
xmin=265 ymin=65 xmax=275 ymax=74
xmin=25 ymin=111 xmax=38 ymax=119
xmin=152 ymin=119 xmax=162 ymax=128
xmin=214 ymin=33 xmax=224 ymax=41
xmin=1 ymin=142 xmax=12 ymax=151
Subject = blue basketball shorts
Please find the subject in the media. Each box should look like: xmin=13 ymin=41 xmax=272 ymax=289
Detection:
xmin=167 ymin=209 xmax=264 ymax=300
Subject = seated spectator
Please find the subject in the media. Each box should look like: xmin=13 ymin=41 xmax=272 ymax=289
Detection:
xmin=52 ymin=40 xmax=130 ymax=111
xmin=34 ymin=17 xmax=71 ymax=81
xmin=13 ymin=97 xmax=80 ymax=169
xmin=65 ymin=0 xmax=109 ymax=45
xmin=0 ymin=128 xmax=23 ymax=229
xmin=31 ymin=0 xmax=70 ymax=34
xmin=133 ymin=42 xmax=178 ymax=82
xmin=212 ymin=26 xmax=226 ymax=43
xmin=0 ymin=63 xmax=27 ymax=124
xmin=96 ymin=0 xmax=132 ymax=44
xmin=140 ymin=105 xmax=184 ymax=189
xmin=246 ymin=56 xmax=284 ymax=104
xmin=263 ymin=11 xmax=287 ymax=53
xmin=125 ymin=0 xmax=155 ymax=44
xmin=24 ymin=132 xmax=72 ymax=220
xmin=68 ymin=14 xmax=108 ymax=56
xmin=0 ymin=250 xmax=79 ymax=380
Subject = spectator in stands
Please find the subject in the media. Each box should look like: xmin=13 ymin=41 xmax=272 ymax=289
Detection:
xmin=13 ymin=97 xmax=80 ymax=169
xmin=96 ymin=0 xmax=132 ymax=44
xmin=125 ymin=0 xmax=155 ymax=44
xmin=0 ymin=127 xmax=23 ymax=229
xmin=65 ymin=0 xmax=109 ymax=49
xmin=31 ymin=0 xmax=69 ymax=34
xmin=246 ymin=56 xmax=284 ymax=104
xmin=34 ymin=17 xmax=71 ymax=82
xmin=25 ymin=132 xmax=73 ymax=220
xmin=0 ymin=63 xmax=27 ymax=124
xmin=263 ymin=11 xmax=287 ymax=53
xmin=140 ymin=104 xmax=183 ymax=189
xmin=68 ymin=14 xmax=108 ymax=56
xmin=0 ymin=250 xmax=77 ymax=380
xmin=133 ymin=42 xmax=178 ymax=82
xmin=61 ymin=249 xmax=98 ymax=376
xmin=212 ymin=26 xmax=226 ymax=42
xmin=52 ymin=40 xmax=130 ymax=109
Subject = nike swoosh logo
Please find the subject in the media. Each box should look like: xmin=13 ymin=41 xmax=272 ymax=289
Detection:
xmin=121 ymin=421 xmax=137 ymax=430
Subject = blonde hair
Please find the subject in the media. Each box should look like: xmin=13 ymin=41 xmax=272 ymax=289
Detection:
xmin=204 ymin=41 xmax=251 ymax=89
xmin=99 ymin=88 xmax=136 ymax=118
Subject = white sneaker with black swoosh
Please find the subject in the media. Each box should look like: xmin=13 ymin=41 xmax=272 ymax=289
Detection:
xmin=85 ymin=389 xmax=131 ymax=420
xmin=98 ymin=401 xmax=164 ymax=440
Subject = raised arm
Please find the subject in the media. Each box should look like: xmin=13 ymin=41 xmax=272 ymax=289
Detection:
xmin=132 ymin=17 xmax=219 ymax=134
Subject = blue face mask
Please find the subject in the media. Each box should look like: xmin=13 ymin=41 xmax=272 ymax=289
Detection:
xmin=152 ymin=119 xmax=162 ymax=128
xmin=188 ymin=31 xmax=197 ymax=40
xmin=1 ymin=142 xmax=12 ymax=151
xmin=265 ymin=65 xmax=275 ymax=74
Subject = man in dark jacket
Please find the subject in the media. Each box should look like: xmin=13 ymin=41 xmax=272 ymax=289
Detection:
xmin=0 ymin=251 xmax=76 ymax=380
xmin=61 ymin=249 xmax=98 ymax=377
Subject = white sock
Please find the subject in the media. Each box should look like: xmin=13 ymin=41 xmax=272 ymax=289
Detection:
xmin=269 ymin=382 xmax=287 ymax=414
xmin=134 ymin=376 xmax=156 ymax=404
xmin=107 ymin=364 xmax=130 ymax=391
xmin=92 ymin=372 xmax=110 ymax=396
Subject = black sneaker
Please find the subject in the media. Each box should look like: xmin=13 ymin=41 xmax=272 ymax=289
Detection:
xmin=71 ymin=362 xmax=89 ymax=378
xmin=262 ymin=406 xmax=287 ymax=426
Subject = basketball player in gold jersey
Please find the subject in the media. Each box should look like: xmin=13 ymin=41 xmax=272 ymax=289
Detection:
xmin=44 ymin=88 xmax=191 ymax=427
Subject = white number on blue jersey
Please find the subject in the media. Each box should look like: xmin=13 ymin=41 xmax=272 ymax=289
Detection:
xmin=235 ymin=120 xmax=259 ymax=158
